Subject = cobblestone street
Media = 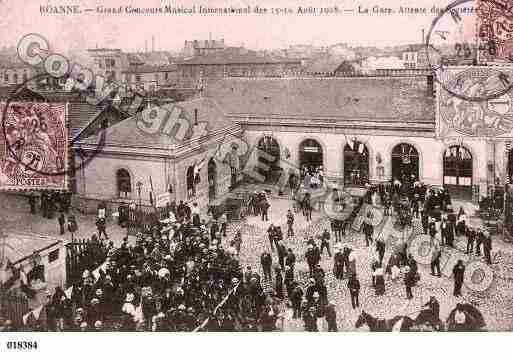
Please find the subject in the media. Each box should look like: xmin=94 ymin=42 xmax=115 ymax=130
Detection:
xmin=2 ymin=191 xmax=513 ymax=331
xmin=223 ymin=195 xmax=513 ymax=331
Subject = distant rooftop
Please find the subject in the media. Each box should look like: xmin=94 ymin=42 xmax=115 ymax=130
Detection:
xmin=179 ymin=50 xmax=302 ymax=66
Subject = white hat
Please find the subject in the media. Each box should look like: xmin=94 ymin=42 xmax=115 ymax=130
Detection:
xmin=125 ymin=293 xmax=135 ymax=302
xmin=94 ymin=320 xmax=102 ymax=328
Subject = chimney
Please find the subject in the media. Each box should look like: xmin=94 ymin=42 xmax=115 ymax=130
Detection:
xmin=422 ymin=29 xmax=425 ymax=44
xmin=145 ymin=40 xmax=148 ymax=53
xmin=194 ymin=108 xmax=198 ymax=125
xmin=152 ymin=36 xmax=155 ymax=52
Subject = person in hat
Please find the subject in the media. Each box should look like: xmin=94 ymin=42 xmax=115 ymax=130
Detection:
xmin=218 ymin=212 xmax=228 ymax=237
xmin=404 ymin=266 xmax=415 ymax=300
xmin=96 ymin=216 xmax=108 ymax=241
xmin=466 ymin=226 xmax=475 ymax=255
xmin=483 ymin=229 xmax=493 ymax=265
xmin=422 ymin=296 xmax=440 ymax=324
xmin=274 ymin=265 xmax=284 ymax=300
xmin=430 ymin=243 xmax=442 ymax=277
xmin=305 ymin=244 xmax=319 ymax=277
xmin=347 ymin=274 xmax=360 ymax=309
xmin=320 ymin=228 xmax=332 ymax=257
xmin=267 ymin=224 xmax=276 ymax=252
xmin=290 ymin=282 xmax=304 ymax=319
xmin=260 ymin=251 xmax=272 ymax=281
xmin=286 ymin=209 xmax=294 ymax=237
xmin=333 ymin=247 xmax=344 ymax=280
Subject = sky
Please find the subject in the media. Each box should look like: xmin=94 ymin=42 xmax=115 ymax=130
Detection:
xmin=0 ymin=0 xmax=474 ymax=53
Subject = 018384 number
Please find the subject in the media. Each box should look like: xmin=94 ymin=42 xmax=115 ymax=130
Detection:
xmin=6 ymin=341 xmax=38 ymax=350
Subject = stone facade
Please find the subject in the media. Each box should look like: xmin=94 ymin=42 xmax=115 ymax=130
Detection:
xmin=242 ymin=126 xmax=505 ymax=198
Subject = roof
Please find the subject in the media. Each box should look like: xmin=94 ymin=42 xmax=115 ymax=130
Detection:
xmin=0 ymin=86 xmax=46 ymax=101
xmin=303 ymin=56 xmax=345 ymax=73
xmin=80 ymin=97 xmax=235 ymax=149
xmin=1 ymin=231 xmax=62 ymax=265
xmin=122 ymin=64 xmax=178 ymax=74
xmin=206 ymin=77 xmax=435 ymax=122
xmin=178 ymin=51 xmax=302 ymax=66
xmin=68 ymin=102 xmax=106 ymax=140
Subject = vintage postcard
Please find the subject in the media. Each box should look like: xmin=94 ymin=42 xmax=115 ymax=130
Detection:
xmin=0 ymin=0 xmax=513 ymax=354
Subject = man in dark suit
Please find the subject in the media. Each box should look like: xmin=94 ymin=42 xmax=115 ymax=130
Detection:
xmin=452 ymin=260 xmax=465 ymax=297
xmin=363 ymin=222 xmax=374 ymax=247
xmin=483 ymin=231 xmax=493 ymax=265
xmin=347 ymin=274 xmax=360 ymax=309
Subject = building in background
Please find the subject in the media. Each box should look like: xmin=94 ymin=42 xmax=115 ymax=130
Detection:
xmin=182 ymin=39 xmax=226 ymax=57
xmin=74 ymin=97 xmax=242 ymax=211
xmin=206 ymin=74 xmax=508 ymax=201
xmin=177 ymin=49 xmax=303 ymax=87
xmin=122 ymin=64 xmax=178 ymax=92
xmin=87 ymin=48 xmax=129 ymax=82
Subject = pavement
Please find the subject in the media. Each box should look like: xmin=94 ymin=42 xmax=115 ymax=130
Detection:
xmin=220 ymin=192 xmax=513 ymax=331
xmin=2 ymin=190 xmax=513 ymax=331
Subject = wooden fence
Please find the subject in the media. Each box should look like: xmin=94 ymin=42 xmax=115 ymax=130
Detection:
xmin=0 ymin=290 xmax=29 ymax=328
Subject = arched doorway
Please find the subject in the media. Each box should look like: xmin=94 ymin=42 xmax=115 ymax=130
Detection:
xmin=208 ymin=158 xmax=217 ymax=201
xmin=116 ymin=168 xmax=131 ymax=198
xmin=392 ymin=143 xmax=420 ymax=185
xmin=443 ymin=145 xmax=473 ymax=198
xmin=257 ymin=135 xmax=281 ymax=183
xmin=344 ymin=142 xmax=369 ymax=186
xmin=299 ymin=138 xmax=323 ymax=170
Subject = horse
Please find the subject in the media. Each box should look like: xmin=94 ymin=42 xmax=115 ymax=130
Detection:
xmin=354 ymin=310 xmax=415 ymax=332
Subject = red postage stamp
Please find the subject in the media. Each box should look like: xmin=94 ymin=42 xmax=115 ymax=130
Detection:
xmin=477 ymin=0 xmax=513 ymax=63
xmin=0 ymin=102 xmax=68 ymax=191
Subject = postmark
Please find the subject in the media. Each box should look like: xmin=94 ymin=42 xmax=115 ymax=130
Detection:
xmin=437 ymin=66 xmax=513 ymax=137
xmin=425 ymin=0 xmax=513 ymax=101
xmin=476 ymin=0 xmax=513 ymax=63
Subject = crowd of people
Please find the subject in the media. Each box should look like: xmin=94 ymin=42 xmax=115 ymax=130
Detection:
xmin=4 ymin=170 xmax=496 ymax=332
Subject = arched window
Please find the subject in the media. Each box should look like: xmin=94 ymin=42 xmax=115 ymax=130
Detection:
xmin=344 ymin=141 xmax=369 ymax=186
xmin=257 ymin=136 xmax=281 ymax=183
xmin=299 ymin=139 xmax=323 ymax=169
xmin=392 ymin=143 xmax=420 ymax=184
xmin=116 ymin=169 xmax=131 ymax=198
xmin=443 ymin=145 xmax=473 ymax=198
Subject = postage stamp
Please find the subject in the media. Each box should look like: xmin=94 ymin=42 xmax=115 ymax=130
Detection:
xmin=437 ymin=66 xmax=513 ymax=137
xmin=476 ymin=0 xmax=513 ymax=64
xmin=0 ymin=102 xmax=68 ymax=190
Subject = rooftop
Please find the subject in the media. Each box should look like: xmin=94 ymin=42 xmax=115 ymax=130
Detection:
xmin=206 ymin=77 xmax=435 ymax=122
xmin=1 ymin=231 xmax=62 ymax=265
xmin=122 ymin=64 xmax=178 ymax=74
xmin=80 ymin=97 xmax=235 ymax=149
xmin=178 ymin=51 xmax=302 ymax=66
